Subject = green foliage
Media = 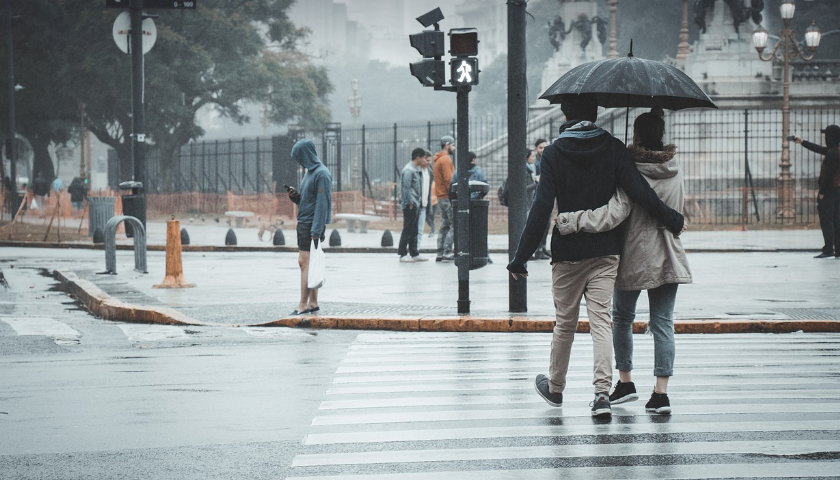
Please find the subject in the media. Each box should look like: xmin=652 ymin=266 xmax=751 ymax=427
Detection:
xmin=0 ymin=0 xmax=331 ymax=185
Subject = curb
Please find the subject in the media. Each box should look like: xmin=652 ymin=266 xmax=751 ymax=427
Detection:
xmin=1 ymin=240 xmax=819 ymax=254
xmin=256 ymin=316 xmax=840 ymax=334
xmin=53 ymin=270 xmax=203 ymax=327
xmin=52 ymin=270 xmax=839 ymax=334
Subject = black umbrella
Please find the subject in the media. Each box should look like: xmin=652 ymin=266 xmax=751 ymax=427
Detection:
xmin=540 ymin=46 xmax=716 ymax=140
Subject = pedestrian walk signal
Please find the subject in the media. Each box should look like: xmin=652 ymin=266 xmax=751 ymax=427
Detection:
xmin=451 ymin=58 xmax=479 ymax=86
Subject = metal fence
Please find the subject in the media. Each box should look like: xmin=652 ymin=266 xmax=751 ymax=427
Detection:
xmin=108 ymin=106 xmax=838 ymax=226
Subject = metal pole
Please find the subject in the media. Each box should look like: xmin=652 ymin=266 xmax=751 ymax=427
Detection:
xmin=129 ymin=0 xmax=146 ymax=222
xmin=608 ymin=0 xmax=619 ymax=59
xmin=778 ymin=19 xmax=794 ymax=221
xmin=677 ymin=0 xmax=690 ymax=63
xmin=507 ymin=0 xmax=527 ymax=312
xmin=455 ymin=86 xmax=471 ymax=315
xmin=393 ymin=123 xmax=398 ymax=222
xmin=5 ymin=0 xmax=16 ymax=217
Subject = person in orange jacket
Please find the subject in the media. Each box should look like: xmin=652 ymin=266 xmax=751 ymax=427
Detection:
xmin=432 ymin=135 xmax=456 ymax=262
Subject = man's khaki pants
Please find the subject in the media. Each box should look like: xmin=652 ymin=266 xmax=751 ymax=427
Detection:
xmin=548 ymin=255 xmax=619 ymax=395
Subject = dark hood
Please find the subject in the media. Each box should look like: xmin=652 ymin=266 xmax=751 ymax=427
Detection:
xmin=554 ymin=120 xmax=612 ymax=164
xmin=824 ymin=125 xmax=840 ymax=149
xmin=291 ymin=139 xmax=322 ymax=170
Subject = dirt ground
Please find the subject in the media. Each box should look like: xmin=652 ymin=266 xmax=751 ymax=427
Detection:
xmin=0 ymin=218 xmax=90 ymax=243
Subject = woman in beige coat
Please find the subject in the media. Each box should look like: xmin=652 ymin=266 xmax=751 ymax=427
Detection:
xmin=554 ymin=111 xmax=692 ymax=414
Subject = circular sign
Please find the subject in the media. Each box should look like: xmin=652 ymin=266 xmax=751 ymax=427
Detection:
xmin=112 ymin=11 xmax=157 ymax=55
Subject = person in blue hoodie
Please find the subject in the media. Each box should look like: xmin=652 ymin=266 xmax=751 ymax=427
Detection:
xmin=287 ymin=139 xmax=333 ymax=315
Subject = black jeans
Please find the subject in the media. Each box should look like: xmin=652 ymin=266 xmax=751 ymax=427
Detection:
xmin=818 ymin=187 xmax=840 ymax=254
xmin=398 ymin=205 xmax=419 ymax=257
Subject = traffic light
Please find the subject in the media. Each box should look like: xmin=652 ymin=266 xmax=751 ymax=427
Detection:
xmin=409 ymin=30 xmax=445 ymax=87
xmin=448 ymin=28 xmax=479 ymax=86
xmin=449 ymin=28 xmax=478 ymax=57
xmin=451 ymin=57 xmax=479 ymax=86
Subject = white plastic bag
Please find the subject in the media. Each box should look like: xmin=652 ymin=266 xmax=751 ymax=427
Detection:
xmin=307 ymin=240 xmax=326 ymax=289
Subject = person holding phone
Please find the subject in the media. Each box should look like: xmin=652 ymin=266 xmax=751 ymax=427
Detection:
xmin=286 ymin=139 xmax=333 ymax=315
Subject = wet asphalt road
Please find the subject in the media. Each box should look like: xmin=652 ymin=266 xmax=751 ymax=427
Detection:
xmin=2 ymin=264 xmax=840 ymax=479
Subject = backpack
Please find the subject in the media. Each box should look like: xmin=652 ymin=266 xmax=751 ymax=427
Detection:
xmin=497 ymin=178 xmax=509 ymax=207
xmin=498 ymin=175 xmax=535 ymax=207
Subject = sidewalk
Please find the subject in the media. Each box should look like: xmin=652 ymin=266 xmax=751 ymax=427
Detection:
xmin=3 ymin=223 xmax=836 ymax=333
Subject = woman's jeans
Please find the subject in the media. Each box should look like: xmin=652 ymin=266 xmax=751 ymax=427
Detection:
xmin=612 ymin=283 xmax=678 ymax=377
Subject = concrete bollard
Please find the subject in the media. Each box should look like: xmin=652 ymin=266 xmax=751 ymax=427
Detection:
xmin=329 ymin=229 xmax=341 ymax=247
xmin=154 ymin=219 xmax=195 ymax=289
xmin=180 ymin=228 xmax=190 ymax=245
xmin=273 ymin=229 xmax=285 ymax=246
xmin=381 ymin=229 xmax=394 ymax=247
xmin=225 ymin=228 xmax=237 ymax=246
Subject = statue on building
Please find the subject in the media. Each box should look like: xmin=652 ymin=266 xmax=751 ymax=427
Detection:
xmin=694 ymin=0 xmax=764 ymax=35
xmin=548 ymin=13 xmax=607 ymax=52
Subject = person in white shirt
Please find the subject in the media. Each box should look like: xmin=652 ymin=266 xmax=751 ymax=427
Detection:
xmin=416 ymin=150 xmax=432 ymax=249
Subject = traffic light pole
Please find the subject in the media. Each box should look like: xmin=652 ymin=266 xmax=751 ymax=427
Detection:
xmin=454 ymin=85 xmax=471 ymax=314
xmin=5 ymin=0 xmax=16 ymax=215
xmin=507 ymin=0 xmax=527 ymax=312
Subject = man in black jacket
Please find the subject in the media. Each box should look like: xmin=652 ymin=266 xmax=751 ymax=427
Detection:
xmin=507 ymin=95 xmax=684 ymax=418
xmin=793 ymin=125 xmax=840 ymax=258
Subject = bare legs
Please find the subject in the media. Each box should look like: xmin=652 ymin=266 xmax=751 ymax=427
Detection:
xmin=297 ymin=250 xmax=319 ymax=312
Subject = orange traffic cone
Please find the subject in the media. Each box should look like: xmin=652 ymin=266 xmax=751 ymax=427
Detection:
xmin=153 ymin=218 xmax=196 ymax=289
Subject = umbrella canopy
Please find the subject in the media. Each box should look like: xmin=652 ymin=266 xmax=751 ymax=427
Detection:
xmin=540 ymin=55 xmax=717 ymax=111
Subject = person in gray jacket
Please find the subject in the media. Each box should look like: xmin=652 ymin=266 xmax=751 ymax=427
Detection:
xmin=398 ymin=148 xmax=429 ymax=262
xmin=287 ymin=139 xmax=333 ymax=315
xmin=554 ymin=111 xmax=691 ymax=414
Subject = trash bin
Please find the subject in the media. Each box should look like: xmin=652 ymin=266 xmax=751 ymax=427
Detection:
xmin=119 ymin=181 xmax=146 ymax=238
xmin=450 ymin=181 xmax=490 ymax=270
xmin=88 ymin=196 xmax=116 ymax=237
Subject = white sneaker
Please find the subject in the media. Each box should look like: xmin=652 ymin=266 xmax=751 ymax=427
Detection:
xmin=399 ymin=255 xmax=415 ymax=263
xmin=412 ymin=256 xmax=429 ymax=262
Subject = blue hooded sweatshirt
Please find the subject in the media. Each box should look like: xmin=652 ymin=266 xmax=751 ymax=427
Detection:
xmin=291 ymin=139 xmax=332 ymax=238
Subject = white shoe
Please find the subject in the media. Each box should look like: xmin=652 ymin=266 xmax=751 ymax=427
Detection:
xmin=412 ymin=256 xmax=429 ymax=262
xmin=399 ymin=255 xmax=415 ymax=263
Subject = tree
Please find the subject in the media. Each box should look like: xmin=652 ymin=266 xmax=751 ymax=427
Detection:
xmin=1 ymin=0 xmax=332 ymax=191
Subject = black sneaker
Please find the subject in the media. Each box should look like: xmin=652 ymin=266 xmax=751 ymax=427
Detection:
xmin=435 ymin=255 xmax=454 ymax=263
xmin=609 ymin=380 xmax=638 ymax=404
xmin=645 ymin=392 xmax=671 ymax=414
xmin=534 ymin=374 xmax=563 ymax=407
xmin=590 ymin=392 xmax=611 ymax=418
xmin=815 ymin=252 xmax=834 ymax=258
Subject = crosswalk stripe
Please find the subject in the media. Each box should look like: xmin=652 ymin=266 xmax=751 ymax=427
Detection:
xmin=330 ymin=367 xmax=839 ymax=384
xmin=303 ymin=419 xmax=840 ymax=445
xmin=311 ymin=403 xmax=840 ymax=426
xmin=317 ymin=389 xmax=840 ymax=410
xmin=116 ymin=324 xmax=187 ymax=342
xmin=286 ymin=462 xmax=840 ymax=480
xmin=0 ymin=317 xmax=81 ymax=345
xmin=291 ymin=439 xmax=840 ymax=467
xmin=325 ymin=377 xmax=825 ymax=395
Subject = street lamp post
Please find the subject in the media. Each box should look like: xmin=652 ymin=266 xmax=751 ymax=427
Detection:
xmin=752 ymin=0 xmax=821 ymax=222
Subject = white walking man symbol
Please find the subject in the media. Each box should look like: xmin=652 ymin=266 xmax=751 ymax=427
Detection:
xmin=456 ymin=60 xmax=473 ymax=83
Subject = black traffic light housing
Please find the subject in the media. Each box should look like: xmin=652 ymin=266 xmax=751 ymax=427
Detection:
xmin=410 ymin=30 xmax=444 ymax=58
xmin=449 ymin=28 xmax=478 ymax=57
xmin=410 ymin=60 xmax=445 ymax=87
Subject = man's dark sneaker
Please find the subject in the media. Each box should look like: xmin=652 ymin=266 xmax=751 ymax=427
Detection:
xmin=590 ymin=392 xmax=611 ymax=418
xmin=645 ymin=392 xmax=672 ymax=414
xmin=609 ymin=380 xmax=638 ymax=404
xmin=436 ymin=255 xmax=454 ymax=263
xmin=815 ymin=252 xmax=834 ymax=258
xmin=534 ymin=374 xmax=563 ymax=407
